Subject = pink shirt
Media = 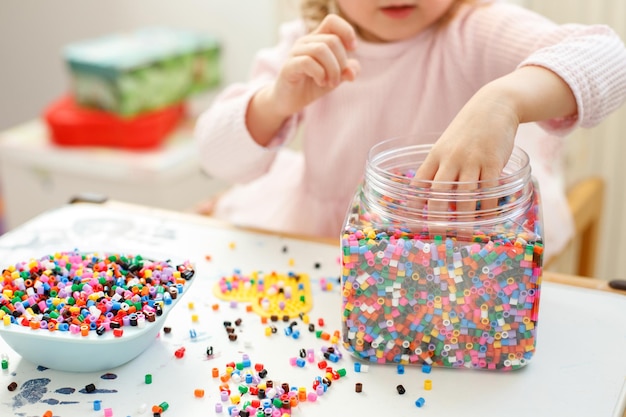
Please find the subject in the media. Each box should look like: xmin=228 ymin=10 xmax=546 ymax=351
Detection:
xmin=195 ymin=1 xmax=626 ymax=262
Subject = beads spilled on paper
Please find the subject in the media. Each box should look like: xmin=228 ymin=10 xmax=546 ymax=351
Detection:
xmin=213 ymin=269 xmax=313 ymax=319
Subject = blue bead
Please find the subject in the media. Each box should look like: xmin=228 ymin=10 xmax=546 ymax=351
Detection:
xmin=163 ymin=293 xmax=173 ymax=305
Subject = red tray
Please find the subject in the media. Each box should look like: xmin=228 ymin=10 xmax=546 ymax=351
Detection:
xmin=44 ymin=96 xmax=186 ymax=149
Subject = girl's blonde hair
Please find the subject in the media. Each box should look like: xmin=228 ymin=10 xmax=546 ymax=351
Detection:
xmin=300 ymin=0 xmax=477 ymax=32
xmin=300 ymin=0 xmax=338 ymax=31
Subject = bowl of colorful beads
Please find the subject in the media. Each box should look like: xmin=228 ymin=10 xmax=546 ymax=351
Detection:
xmin=0 ymin=250 xmax=195 ymax=372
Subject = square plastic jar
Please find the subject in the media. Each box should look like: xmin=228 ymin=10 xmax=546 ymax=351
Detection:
xmin=340 ymin=138 xmax=543 ymax=371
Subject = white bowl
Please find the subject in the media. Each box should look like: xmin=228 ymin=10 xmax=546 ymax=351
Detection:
xmin=0 ymin=251 xmax=195 ymax=372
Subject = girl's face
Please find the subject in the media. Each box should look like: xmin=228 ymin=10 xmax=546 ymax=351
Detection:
xmin=336 ymin=0 xmax=457 ymax=42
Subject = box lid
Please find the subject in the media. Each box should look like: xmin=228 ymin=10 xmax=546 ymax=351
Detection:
xmin=64 ymin=27 xmax=220 ymax=75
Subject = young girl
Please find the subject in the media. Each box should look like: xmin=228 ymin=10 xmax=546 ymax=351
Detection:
xmin=194 ymin=0 xmax=626 ymax=263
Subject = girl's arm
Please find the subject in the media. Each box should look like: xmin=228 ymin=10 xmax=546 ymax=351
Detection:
xmin=414 ymin=65 xmax=577 ymax=212
xmin=414 ymin=3 xmax=626 ymax=210
xmin=195 ymin=15 xmax=359 ymax=183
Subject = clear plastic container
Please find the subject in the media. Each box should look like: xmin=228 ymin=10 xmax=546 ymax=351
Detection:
xmin=341 ymin=137 xmax=543 ymax=371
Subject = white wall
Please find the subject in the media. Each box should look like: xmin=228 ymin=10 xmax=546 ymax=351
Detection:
xmin=522 ymin=0 xmax=626 ymax=280
xmin=0 ymin=0 xmax=294 ymax=130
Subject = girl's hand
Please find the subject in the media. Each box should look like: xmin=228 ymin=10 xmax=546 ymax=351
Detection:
xmin=247 ymin=14 xmax=361 ymax=146
xmin=270 ymin=14 xmax=361 ymax=117
xmin=412 ymin=82 xmax=520 ymax=215
xmin=412 ymin=65 xmax=576 ymax=219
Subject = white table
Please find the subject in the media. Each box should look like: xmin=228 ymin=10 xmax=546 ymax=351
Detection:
xmin=0 ymin=201 xmax=625 ymax=417
xmin=0 ymin=120 xmax=226 ymax=231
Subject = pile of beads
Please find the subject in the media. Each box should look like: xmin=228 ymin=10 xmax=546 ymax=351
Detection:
xmin=0 ymin=250 xmax=194 ymax=336
xmin=213 ymin=353 xmax=346 ymax=417
xmin=341 ymin=221 xmax=542 ymax=370
xmin=213 ymin=270 xmax=312 ymax=319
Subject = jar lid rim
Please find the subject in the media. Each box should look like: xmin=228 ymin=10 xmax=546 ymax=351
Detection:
xmin=368 ymin=139 xmax=531 ymax=186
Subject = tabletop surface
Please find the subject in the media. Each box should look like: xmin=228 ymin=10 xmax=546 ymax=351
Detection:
xmin=0 ymin=120 xmax=200 ymax=178
xmin=0 ymin=202 xmax=625 ymax=417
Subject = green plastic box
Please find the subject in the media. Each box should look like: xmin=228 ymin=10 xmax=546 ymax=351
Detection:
xmin=64 ymin=27 xmax=221 ymax=117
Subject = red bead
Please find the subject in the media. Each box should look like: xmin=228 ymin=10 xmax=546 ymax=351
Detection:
xmin=174 ymin=347 xmax=186 ymax=358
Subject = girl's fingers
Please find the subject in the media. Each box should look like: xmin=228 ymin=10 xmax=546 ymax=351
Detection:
xmin=285 ymin=14 xmax=358 ymax=88
xmin=284 ymin=55 xmax=327 ymax=87
xmin=410 ymin=156 xmax=439 ymax=211
xmin=341 ymin=59 xmax=361 ymax=81
xmin=413 ymin=158 xmax=504 ymax=240
xmin=477 ymin=164 xmax=502 ymax=218
xmin=313 ymin=14 xmax=358 ymax=51
xmin=455 ymin=166 xmax=482 ymax=241
xmin=455 ymin=165 xmax=482 ymax=215
xmin=429 ymin=166 xmax=458 ymax=213
xmin=294 ymin=33 xmax=351 ymax=86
